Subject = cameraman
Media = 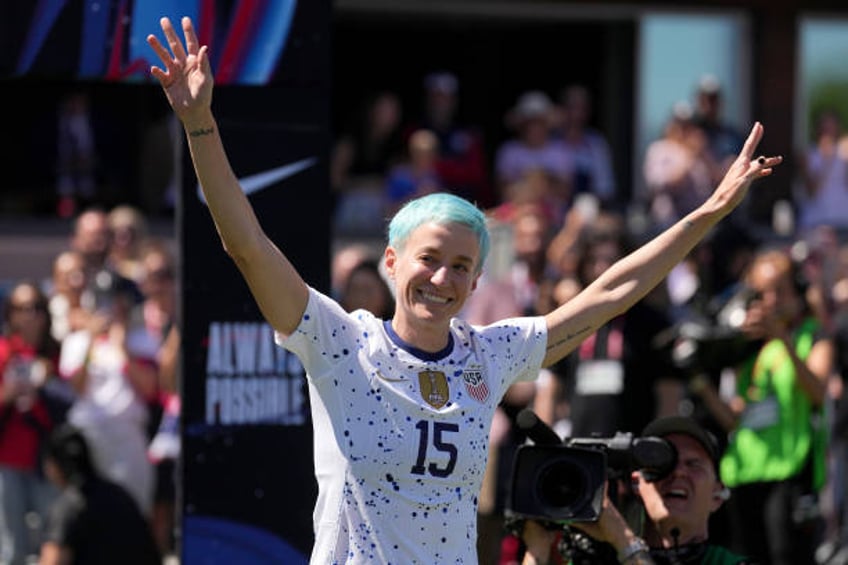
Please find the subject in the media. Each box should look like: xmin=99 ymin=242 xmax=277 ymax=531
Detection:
xmin=521 ymin=416 xmax=751 ymax=564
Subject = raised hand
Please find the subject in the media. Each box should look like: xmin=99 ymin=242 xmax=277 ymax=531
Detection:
xmin=710 ymin=122 xmax=783 ymax=214
xmin=146 ymin=17 xmax=212 ymax=124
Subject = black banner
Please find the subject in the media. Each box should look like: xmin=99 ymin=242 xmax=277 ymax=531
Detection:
xmin=179 ymin=1 xmax=331 ymax=562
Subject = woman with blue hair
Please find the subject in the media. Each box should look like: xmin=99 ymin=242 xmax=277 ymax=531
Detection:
xmin=147 ymin=16 xmax=782 ymax=564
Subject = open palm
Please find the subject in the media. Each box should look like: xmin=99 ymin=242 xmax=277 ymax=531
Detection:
xmin=147 ymin=17 xmax=213 ymax=122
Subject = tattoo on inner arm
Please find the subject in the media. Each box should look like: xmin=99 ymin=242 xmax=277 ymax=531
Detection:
xmin=547 ymin=325 xmax=591 ymax=351
xmin=189 ymin=127 xmax=215 ymax=137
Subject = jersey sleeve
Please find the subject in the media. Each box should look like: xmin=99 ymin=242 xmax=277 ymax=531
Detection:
xmin=476 ymin=315 xmax=548 ymax=393
xmin=274 ymin=287 xmax=359 ymax=381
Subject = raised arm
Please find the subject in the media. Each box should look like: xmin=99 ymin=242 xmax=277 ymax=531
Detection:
xmin=147 ymin=16 xmax=307 ymax=335
xmin=542 ymin=122 xmax=781 ymax=367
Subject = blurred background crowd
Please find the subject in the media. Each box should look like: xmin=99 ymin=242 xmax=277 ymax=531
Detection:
xmin=1 ymin=22 xmax=848 ymax=565
xmin=327 ymin=71 xmax=848 ymax=565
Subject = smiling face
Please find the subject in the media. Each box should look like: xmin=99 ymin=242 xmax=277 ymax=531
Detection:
xmin=385 ymin=221 xmax=480 ymax=350
xmin=634 ymin=434 xmax=722 ymax=544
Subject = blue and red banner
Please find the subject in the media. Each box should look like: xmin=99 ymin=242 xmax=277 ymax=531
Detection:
xmin=6 ymin=0 xmax=302 ymax=85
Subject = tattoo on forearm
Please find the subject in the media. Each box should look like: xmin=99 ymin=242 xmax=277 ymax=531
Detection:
xmin=189 ymin=126 xmax=215 ymax=137
xmin=683 ymin=219 xmax=694 ymax=230
xmin=547 ymin=325 xmax=591 ymax=351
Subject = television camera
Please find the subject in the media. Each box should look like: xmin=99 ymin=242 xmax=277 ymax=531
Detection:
xmin=506 ymin=409 xmax=677 ymax=524
xmin=652 ymin=284 xmax=764 ymax=378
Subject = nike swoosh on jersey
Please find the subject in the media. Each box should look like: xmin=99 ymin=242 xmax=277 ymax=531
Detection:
xmin=197 ymin=157 xmax=318 ymax=204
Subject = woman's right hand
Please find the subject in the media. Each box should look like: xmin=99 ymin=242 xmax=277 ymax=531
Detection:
xmin=147 ymin=16 xmax=214 ymax=125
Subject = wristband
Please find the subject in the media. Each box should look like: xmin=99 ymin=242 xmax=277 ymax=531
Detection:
xmin=618 ymin=537 xmax=650 ymax=563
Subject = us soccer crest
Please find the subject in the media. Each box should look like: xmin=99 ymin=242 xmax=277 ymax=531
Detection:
xmin=418 ymin=371 xmax=449 ymax=409
xmin=462 ymin=368 xmax=490 ymax=403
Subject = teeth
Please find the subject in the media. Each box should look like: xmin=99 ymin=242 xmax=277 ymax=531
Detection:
xmin=421 ymin=291 xmax=449 ymax=304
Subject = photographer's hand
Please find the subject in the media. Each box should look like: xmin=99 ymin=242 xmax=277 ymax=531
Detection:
xmin=570 ymin=492 xmax=654 ymax=564
xmin=689 ymin=374 xmax=739 ymax=433
xmin=743 ymin=299 xmax=789 ymax=341
xmin=743 ymin=300 xmax=830 ymax=406
xmin=520 ymin=520 xmax=559 ymax=565
xmin=1 ymin=377 xmax=27 ymax=406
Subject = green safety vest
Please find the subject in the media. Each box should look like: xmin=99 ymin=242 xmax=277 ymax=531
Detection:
xmin=720 ymin=317 xmax=827 ymax=490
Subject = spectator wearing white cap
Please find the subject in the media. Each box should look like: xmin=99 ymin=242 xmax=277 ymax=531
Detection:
xmin=495 ymin=91 xmax=575 ymax=223
xmin=642 ymin=101 xmax=715 ymax=230
xmin=693 ymin=74 xmax=745 ymax=183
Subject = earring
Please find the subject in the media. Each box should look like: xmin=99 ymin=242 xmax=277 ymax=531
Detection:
xmin=714 ymin=487 xmax=730 ymax=501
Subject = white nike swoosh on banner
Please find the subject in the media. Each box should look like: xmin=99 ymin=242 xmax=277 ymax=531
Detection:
xmin=197 ymin=157 xmax=318 ymax=204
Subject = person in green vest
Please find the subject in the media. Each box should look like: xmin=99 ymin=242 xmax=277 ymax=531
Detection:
xmin=718 ymin=247 xmax=833 ymax=565
xmin=520 ymin=416 xmax=752 ymax=564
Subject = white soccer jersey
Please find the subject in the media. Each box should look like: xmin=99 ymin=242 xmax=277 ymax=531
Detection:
xmin=277 ymin=287 xmax=547 ymax=564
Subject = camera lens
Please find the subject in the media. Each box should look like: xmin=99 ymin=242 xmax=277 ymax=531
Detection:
xmin=536 ymin=460 xmax=589 ymax=509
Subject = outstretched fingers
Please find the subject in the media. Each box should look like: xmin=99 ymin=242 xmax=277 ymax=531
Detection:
xmin=739 ymin=121 xmax=764 ymax=161
xmin=750 ymin=154 xmax=783 ymax=179
xmin=161 ymin=16 xmax=188 ymax=62
xmin=146 ymin=33 xmax=168 ymax=62
xmin=737 ymin=122 xmax=783 ymax=181
xmin=198 ymin=45 xmax=211 ymax=75
xmin=182 ymin=16 xmax=200 ymax=56
xmin=147 ymin=17 xmax=203 ymax=86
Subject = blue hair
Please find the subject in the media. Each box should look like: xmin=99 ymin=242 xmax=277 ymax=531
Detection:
xmin=387 ymin=193 xmax=490 ymax=273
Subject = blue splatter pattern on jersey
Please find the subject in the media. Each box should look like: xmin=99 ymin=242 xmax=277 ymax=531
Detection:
xmin=277 ymin=287 xmax=547 ymax=564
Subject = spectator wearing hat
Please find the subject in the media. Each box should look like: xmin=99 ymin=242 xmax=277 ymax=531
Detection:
xmin=495 ymin=91 xmax=576 ymax=225
xmin=693 ymin=75 xmax=745 ymax=183
xmin=520 ymin=416 xmax=752 ymax=564
xmin=642 ymin=101 xmax=715 ymax=230
xmin=552 ymin=84 xmax=618 ymax=211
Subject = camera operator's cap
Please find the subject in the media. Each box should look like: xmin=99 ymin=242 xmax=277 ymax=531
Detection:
xmin=641 ymin=416 xmax=721 ymax=471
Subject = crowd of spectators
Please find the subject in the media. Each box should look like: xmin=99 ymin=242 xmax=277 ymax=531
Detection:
xmin=330 ymin=71 xmax=848 ymax=565
xmin=0 ymin=206 xmax=178 ymax=563
xmin=2 ymin=69 xmax=848 ymax=564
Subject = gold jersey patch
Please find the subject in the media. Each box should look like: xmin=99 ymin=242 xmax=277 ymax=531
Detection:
xmin=418 ymin=370 xmax=449 ymax=409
